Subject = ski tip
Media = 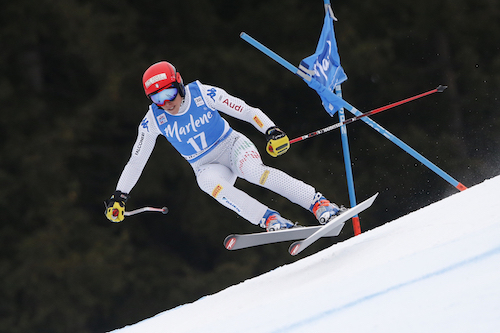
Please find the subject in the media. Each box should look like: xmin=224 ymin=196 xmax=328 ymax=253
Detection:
xmin=368 ymin=192 xmax=379 ymax=204
xmin=289 ymin=242 xmax=302 ymax=256
xmin=224 ymin=236 xmax=237 ymax=250
xmin=437 ymin=85 xmax=448 ymax=92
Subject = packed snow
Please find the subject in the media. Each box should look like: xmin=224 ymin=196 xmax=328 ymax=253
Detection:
xmin=110 ymin=175 xmax=500 ymax=333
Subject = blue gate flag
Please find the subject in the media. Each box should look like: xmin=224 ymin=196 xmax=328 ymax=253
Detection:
xmin=299 ymin=12 xmax=347 ymax=116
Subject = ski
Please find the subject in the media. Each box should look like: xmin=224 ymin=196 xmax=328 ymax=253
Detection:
xmin=224 ymin=193 xmax=378 ymax=251
xmin=289 ymin=193 xmax=378 ymax=256
xmin=224 ymin=223 xmax=346 ymax=251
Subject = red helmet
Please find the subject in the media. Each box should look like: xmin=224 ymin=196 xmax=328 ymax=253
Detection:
xmin=142 ymin=61 xmax=185 ymax=97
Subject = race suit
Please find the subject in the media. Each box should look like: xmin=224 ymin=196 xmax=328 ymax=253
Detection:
xmin=115 ymin=80 xmax=317 ymax=225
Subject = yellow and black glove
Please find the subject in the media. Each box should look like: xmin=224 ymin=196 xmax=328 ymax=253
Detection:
xmin=104 ymin=191 xmax=130 ymax=222
xmin=265 ymin=126 xmax=290 ymax=157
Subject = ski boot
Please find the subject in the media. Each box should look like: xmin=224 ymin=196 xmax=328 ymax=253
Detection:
xmin=260 ymin=209 xmax=295 ymax=232
xmin=310 ymin=193 xmax=345 ymax=224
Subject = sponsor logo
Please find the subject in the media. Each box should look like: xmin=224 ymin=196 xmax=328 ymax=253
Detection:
xmin=207 ymin=88 xmax=217 ymax=102
xmin=290 ymin=243 xmax=301 ymax=256
xmin=253 ymin=116 xmax=264 ymax=128
xmin=164 ymin=111 xmax=213 ymax=142
xmin=157 ymin=113 xmax=167 ymax=125
xmin=212 ymin=184 xmax=223 ymax=198
xmin=141 ymin=118 xmax=149 ymax=132
xmin=222 ymin=98 xmax=243 ymax=112
xmin=259 ymin=170 xmax=270 ymax=185
xmin=222 ymin=196 xmax=241 ymax=213
xmin=135 ymin=132 xmax=145 ymax=155
xmin=144 ymin=73 xmax=167 ymax=88
xmin=194 ymin=96 xmax=204 ymax=107
xmin=225 ymin=237 xmax=236 ymax=250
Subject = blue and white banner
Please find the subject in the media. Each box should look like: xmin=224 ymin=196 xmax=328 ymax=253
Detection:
xmin=299 ymin=12 xmax=347 ymax=116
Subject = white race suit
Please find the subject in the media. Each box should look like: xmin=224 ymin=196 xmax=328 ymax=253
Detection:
xmin=116 ymin=80 xmax=321 ymax=226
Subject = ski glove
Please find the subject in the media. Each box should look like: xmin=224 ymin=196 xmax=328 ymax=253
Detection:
xmin=104 ymin=191 xmax=130 ymax=223
xmin=265 ymin=126 xmax=290 ymax=157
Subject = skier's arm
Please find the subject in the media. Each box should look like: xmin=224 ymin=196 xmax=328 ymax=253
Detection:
xmin=116 ymin=117 xmax=159 ymax=194
xmin=199 ymin=83 xmax=290 ymax=156
xmin=105 ymin=112 xmax=159 ymax=222
xmin=201 ymin=83 xmax=276 ymax=134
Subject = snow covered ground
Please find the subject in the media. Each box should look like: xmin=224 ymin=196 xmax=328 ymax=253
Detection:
xmin=110 ymin=175 xmax=500 ymax=333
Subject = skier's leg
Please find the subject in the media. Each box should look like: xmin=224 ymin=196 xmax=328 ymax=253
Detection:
xmin=230 ymin=134 xmax=315 ymax=208
xmin=230 ymin=133 xmax=342 ymax=223
xmin=195 ymin=163 xmax=268 ymax=226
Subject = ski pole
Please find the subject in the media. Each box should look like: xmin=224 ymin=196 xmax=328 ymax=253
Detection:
xmin=290 ymin=85 xmax=447 ymax=144
xmin=124 ymin=206 xmax=169 ymax=217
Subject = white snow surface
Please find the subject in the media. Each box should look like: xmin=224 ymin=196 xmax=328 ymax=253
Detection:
xmin=111 ymin=176 xmax=500 ymax=333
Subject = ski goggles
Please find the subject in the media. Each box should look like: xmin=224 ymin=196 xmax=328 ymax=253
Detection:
xmin=150 ymin=86 xmax=178 ymax=106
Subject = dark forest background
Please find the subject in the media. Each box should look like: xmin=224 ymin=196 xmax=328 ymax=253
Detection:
xmin=1 ymin=0 xmax=499 ymax=332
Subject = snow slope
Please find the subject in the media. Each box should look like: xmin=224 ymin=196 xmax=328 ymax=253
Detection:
xmin=111 ymin=175 xmax=500 ymax=333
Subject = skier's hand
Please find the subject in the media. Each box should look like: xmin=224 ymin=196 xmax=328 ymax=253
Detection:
xmin=104 ymin=191 xmax=130 ymax=222
xmin=265 ymin=126 xmax=290 ymax=157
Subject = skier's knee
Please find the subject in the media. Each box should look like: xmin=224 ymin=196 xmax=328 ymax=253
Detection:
xmin=196 ymin=164 xmax=236 ymax=194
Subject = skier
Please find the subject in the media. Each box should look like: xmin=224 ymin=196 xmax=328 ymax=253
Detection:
xmin=105 ymin=61 xmax=343 ymax=231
